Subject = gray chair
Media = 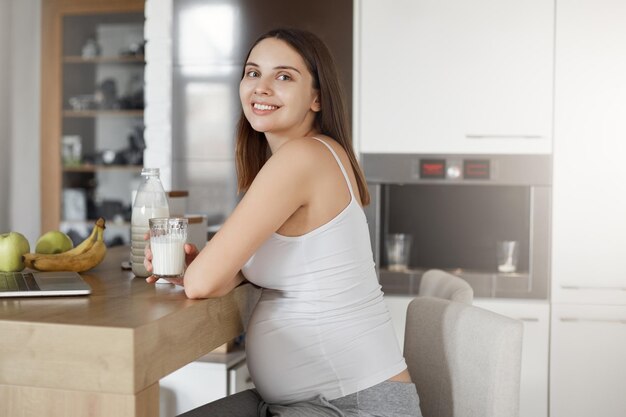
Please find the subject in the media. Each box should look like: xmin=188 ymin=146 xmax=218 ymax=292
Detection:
xmin=418 ymin=269 xmax=474 ymax=304
xmin=404 ymin=297 xmax=523 ymax=417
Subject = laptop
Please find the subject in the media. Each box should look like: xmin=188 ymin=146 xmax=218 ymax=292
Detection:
xmin=0 ymin=271 xmax=91 ymax=297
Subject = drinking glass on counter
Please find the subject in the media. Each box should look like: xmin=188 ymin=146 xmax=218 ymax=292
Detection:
xmin=149 ymin=218 xmax=188 ymax=279
xmin=497 ymin=240 xmax=519 ymax=273
xmin=385 ymin=233 xmax=413 ymax=271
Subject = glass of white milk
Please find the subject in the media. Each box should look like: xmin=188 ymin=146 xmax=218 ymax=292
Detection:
xmin=149 ymin=218 xmax=189 ymax=279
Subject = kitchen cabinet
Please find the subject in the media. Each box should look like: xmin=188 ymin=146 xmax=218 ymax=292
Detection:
xmin=160 ymin=349 xmax=254 ymax=417
xmin=358 ymin=0 xmax=553 ymax=154
xmin=550 ymin=304 xmax=626 ymax=417
xmin=41 ymin=0 xmax=145 ymax=245
xmin=385 ymin=295 xmax=549 ymax=417
xmin=552 ymin=0 xmax=626 ymax=305
xmin=551 ymin=3 xmax=626 ymax=416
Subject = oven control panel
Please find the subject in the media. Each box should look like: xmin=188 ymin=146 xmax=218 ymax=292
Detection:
xmin=362 ymin=153 xmax=551 ymax=186
xmin=418 ymin=158 xmax=491 ymax=180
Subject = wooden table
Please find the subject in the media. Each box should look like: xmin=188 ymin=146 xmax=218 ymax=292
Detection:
xmin=0 ymin=246 xmax=260 ymax=417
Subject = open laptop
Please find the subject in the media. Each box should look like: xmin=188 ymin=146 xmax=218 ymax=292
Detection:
xmin=0 ymin=271 xmax=91 ymax=297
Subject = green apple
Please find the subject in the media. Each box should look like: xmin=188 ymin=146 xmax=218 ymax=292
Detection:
xmin=0 ymin=232 xmax=31 ymax=272
xmin=35 ymin=231 xmax=74 ymax=254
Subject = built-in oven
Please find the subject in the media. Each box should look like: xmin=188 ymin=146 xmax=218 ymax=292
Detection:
xmin=362 ymin=154 xmax=551 ymax=299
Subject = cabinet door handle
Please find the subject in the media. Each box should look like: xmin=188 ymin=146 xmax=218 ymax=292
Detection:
xmin=560 ymin=317 xmax=626 ymax=324
xmin=560 ymin=285 xmax=626 ymax=291
xmin=465 ymin=134 xmax=544 ymax=140
xmin=518 ymin=317 xmax=540 ymax=322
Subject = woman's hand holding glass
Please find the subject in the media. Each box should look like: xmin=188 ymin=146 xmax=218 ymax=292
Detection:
xmin=143 ymin=233 xmax=199 ymax=285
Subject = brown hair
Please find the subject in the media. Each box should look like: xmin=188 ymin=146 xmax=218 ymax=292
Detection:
xmin=235 ymin=28 xmax=370 ymax=205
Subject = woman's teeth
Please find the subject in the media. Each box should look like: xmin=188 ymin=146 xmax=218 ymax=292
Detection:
xmin=254 ymin=103 xmax=278 ymax=111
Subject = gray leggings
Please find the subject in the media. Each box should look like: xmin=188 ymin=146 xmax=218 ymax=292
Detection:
xmin=179 ymin=380 xmax=422 ymax=417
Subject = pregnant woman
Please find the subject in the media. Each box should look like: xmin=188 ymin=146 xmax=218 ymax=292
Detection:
xmin=144 ymin=28 xmax=422 ymax=417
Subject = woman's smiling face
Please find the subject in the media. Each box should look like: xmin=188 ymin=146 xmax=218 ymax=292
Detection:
xmin=239 ymin=38 xmax=321 ymax=138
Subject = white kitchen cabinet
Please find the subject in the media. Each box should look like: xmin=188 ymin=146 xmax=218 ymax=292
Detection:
xmin=474 ymin=299 xmax=549 ymax=417
xmin=159 ymin=350 xmax=254 ymax=417
xmin=552 ymin=0 xmax=626 ymax=305
xmin=550 ymin=304 xmax=626 ymax=417
xmin=552 ymin=2 xmax=626 ymax=414
xmin=358 ymin=0 xmax=553 ymax=154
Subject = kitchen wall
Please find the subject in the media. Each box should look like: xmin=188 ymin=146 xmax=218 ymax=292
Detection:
xmin=1 ymin=0 xmax=41 ymax=242
xmin=0 ymin=1 xmax=11 ymax=233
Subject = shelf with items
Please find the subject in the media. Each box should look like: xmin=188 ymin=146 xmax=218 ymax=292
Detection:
xmin=62 ymin=219 xmax=131 ymax=227
xmin=62 ymin=164 xmax=143 ymax=173
xmin=378 ymin=267 xmax=532 ymax=299
xmin=63 ymin=55 xmax=145 ymax=64
xmin=63 ymin=110 xmax=144 ymax=118
xmin=41 ymin=0 xmax=146 ymax=241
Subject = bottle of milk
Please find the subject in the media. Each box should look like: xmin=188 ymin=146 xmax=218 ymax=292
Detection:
xmin=131 ymin=168 xmax=169 ymax=277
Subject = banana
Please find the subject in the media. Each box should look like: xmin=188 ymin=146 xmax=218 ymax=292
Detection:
xmin=62 ymin=217 xmax=106 ymax=257
xmin=23 ymin=219 xmax=107 ymax=272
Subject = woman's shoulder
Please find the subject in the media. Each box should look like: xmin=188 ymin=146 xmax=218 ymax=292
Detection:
xmin=277 ymin=135 xmax=340 ymax=160
xmin=262 ymin=136 xmax=344 ymax=181
xmin=259 ymin=137 xmax=327 ymax=178
xmin=250 ymin=137 xmax=337 ymax=200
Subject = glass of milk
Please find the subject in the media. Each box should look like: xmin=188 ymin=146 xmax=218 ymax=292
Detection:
xmin=149 ymin=218 xmax=189 ymax=279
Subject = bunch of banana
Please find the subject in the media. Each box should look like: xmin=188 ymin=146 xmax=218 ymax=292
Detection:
xmin=23 ymin=218 xmax=107 ymax=272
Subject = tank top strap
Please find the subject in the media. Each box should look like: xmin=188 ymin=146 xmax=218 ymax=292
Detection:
xmin=311 ymin=136 xmax=355 ymax=198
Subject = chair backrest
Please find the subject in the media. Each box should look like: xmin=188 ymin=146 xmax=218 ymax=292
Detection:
xmin=419 ymin=269 xmax=474 ymax=304
xmin=404 ymin=297 xmax=523 ymax=417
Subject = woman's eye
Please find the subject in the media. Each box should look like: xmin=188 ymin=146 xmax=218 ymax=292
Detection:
xmin=277 ymin=74 xmax=291 ymax=81
xmin=246 ymin=70 xmax=259 ymax=78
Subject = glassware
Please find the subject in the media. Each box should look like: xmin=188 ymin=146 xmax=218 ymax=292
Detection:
xmin=149 ymin=218 xmax=188 ymax=279
xmin=81 ymin=37 xmax=102 ymax=58
xmin=385 ymin=233 xmax=413 ymax=271
xmin=497 ymin=240 xmax=519 ymax=273
xmin=131 ymin=168 xmax=169 ymax=277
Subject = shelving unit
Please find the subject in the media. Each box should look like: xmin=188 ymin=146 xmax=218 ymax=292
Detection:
xmin=62 ymin=164 xmax=143 ymax=173
xmin=41 ymin=0 xmax=145 ymax=245
xmin=63 ymin=55 xmax=145 ymax=64
xmin=62 ymin=110 xmax=144 ymax=118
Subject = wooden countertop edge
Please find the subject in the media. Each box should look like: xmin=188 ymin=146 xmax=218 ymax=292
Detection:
xmin=0 ymin=284 xmax=262 ymax=394
xmin=133 ymin=283 xmax=260 ymax=391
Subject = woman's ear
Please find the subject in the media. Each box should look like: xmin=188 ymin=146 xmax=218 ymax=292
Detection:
xmin=311 ymin=94 xmax=321 ymax=112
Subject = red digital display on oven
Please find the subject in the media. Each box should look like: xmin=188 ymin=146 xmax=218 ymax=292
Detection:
xmin=463 ymin=160 xmax=490 ymax=179
xmin=420 ymin=159 xmax=446 ymax=179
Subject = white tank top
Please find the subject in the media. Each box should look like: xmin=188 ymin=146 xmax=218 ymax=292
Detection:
xmin=242 ymin=137 xmax=407 ymax=404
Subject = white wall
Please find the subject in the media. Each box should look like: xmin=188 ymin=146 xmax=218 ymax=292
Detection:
xmin=0 ymin=1 xmax=11 ymax=233
xmin=6 ymin=0 xmax=41 ymax=243
xmin=144 ymin=0 xmax=174 ymax=190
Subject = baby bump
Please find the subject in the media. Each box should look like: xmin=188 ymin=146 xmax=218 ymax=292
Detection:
xmin=245 ymin=300 xmax=339 ymax=403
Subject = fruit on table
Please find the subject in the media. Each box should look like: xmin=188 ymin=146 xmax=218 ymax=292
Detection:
xmin=0 ymin=232 xmax=31 ymax=272
xmin=35 ymin=230 xmax=74 ymax=254
xmin=24 ymin=218 xmax=107 ymax=273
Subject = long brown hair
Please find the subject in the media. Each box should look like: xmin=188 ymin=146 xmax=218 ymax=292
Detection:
xmin=235 ymin=28 xmax=370 ymax=205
